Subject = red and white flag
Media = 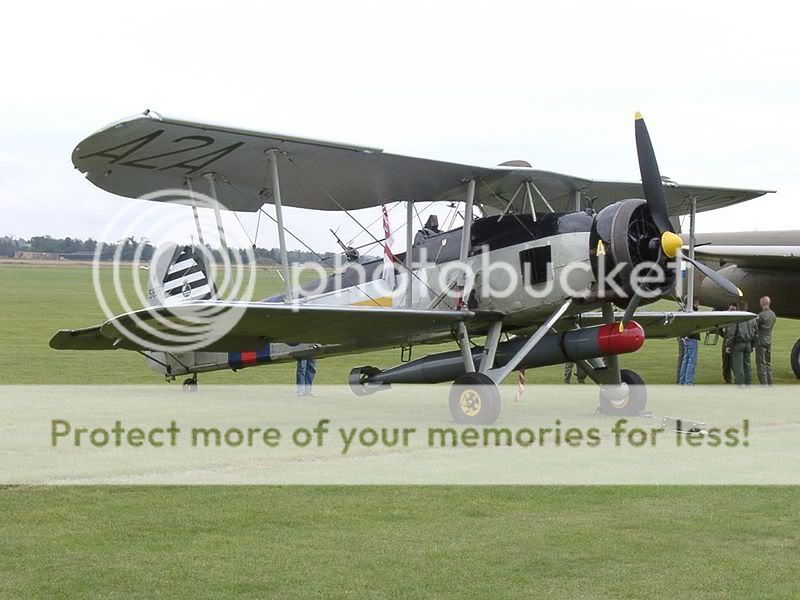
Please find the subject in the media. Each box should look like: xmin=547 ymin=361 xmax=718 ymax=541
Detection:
xmin=514 ymin=369 xmax=526 ymax=403
xmin=382 ymin=205 xmax=396 ymax=290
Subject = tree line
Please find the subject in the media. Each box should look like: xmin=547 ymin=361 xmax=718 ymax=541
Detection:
xmin=1 ymin=235 xmax=347 ymax=265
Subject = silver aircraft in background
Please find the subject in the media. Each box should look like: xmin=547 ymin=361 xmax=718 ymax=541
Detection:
xmin=687 ymin=230 xmax=800 ymax=377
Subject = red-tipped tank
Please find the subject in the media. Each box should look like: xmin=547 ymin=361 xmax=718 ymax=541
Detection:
xmin=596 ymin=321 xmax=646 ymax=356
xmin=359 ymin=321 xmax=649 ymax=386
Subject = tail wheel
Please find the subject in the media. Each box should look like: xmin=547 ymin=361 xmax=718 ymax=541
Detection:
xmin=791 ymin=338 xmax=800 ymax=379
xmin=599 ymin=369 xmax=646 ymax=416
xmin=449 ymin=372 xmax=502 ymax=425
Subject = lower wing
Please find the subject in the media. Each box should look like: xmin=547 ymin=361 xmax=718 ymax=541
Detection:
xmin=50 ymin=303 xmax=500 ymax=352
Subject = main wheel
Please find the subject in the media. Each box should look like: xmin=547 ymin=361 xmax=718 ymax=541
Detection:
xmin=791 ymin=338 xmax=800 ymax=379
xmin=182 ymin=377 xmax=198 ymax=392
xmin=449 ymin=372 xmax=502 ymax=425
xmin=598 ymin=369 xmax=646 ymax=416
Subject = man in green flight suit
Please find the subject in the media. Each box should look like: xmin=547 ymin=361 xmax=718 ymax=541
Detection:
xmin=755 ymin=296 xmax=777 ymax=386
xmin=725 ymin=301 xmax=756 ymax=387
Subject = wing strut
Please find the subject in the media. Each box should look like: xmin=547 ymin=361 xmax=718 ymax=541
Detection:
xmin=458 ymin=178 xmax=476 ymax=277
xmin=405 ymin=200 xmax=413 ymax=308
xmin=267 ymin=149 xmax=293 ymax=301
xmin=685 ymin=194 xmax=698 ymax=311
xmin=486 ymin=298 xmax=574 ymax=383
xmin=528 ymin=180 xmax=555 ymax=214
xmin=203 ymin=173 xmax=228 ymax=250
xmin=496 ymin=181 xmax=525 ymax=222
xmin=184 ymin=178 xmax=206 ymax=246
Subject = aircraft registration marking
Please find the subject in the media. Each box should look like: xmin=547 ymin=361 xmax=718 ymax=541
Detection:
xmin=78 ymin=130 xmax=245 ymax=175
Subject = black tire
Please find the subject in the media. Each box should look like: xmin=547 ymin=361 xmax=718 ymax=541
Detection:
xmin=598 ymin=369 xmax=646 ymax=416
xmin=348 ymin=366 xmax=384 ymax=396
xmin=182 ymin=377 xmax=198 ymax=392
xmin=449 ymin=372 xmax=502 ymax=425
xmin=791 ymin=338 xmax=800 ymax=379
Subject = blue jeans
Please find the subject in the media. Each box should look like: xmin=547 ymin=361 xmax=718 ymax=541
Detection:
xmin=296 ymin=358 xmax=317 ymax=394
xmin=679 ymin=339 xmax=698 ymax=385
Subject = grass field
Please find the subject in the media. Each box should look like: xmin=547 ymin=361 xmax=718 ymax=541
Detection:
xmin=1 ymin=263 xmax=799 ymax=598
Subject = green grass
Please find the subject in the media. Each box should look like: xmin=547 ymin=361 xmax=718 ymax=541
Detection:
xmin=1 ymin=264 xmax=799 ymax=598
xmin=1 ymin=486 xmax=798 ymax=599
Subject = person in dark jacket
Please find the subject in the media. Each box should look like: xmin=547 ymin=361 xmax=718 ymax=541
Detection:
xmin=725 ymin=301 xmax=756 ymax=387
xmin=755 ymin=296 xmax=777 ymax=385
xmin=721 ymin=302 xmax=737 ymax=383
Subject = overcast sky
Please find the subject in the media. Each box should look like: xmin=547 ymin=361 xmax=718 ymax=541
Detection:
xmin=2 ymin=0 xmax=798 ymax=253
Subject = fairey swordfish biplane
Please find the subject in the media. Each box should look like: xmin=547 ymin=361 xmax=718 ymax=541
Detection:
xmin=51 ymin=111 xmax=770 ymax=424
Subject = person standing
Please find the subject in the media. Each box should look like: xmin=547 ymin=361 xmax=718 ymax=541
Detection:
xmin=563 ymin=362 xmax=586 ymax=384
xmin=675 ymin=337 xmax=685 ymax=384
xmin=755 ymin=296 xmax=777 ymax=386
xmin=296 ymin=357 xmax=318 ymax=396
xmin=679 ymin=332 xmax=700 ymax=384
xmin=721 ymin=302 xmax=737 ymax=383
xmin=725 ymin=304 xmax=755 ymax=387
xmin=678 ymin=298 xmax=700 ymax=384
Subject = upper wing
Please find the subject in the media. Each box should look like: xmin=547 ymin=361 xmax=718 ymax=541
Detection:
xmin=693 ymin=245 xmax=800 ymax=270
xmin=51 ymin=303 xmax=499 ymax=352
xmin=72 ymin=112 xmax=487 ymax=212
xmin=73 ymin=111 xmax=773 ymax=213
xmin=575 ymin=310 xmax=755 ymax=339
xmin=476 ymin=170 xmax=771 ymax=217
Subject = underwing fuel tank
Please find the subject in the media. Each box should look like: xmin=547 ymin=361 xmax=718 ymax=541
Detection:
xmin=358 ymin=322 xmax=645 ymax=386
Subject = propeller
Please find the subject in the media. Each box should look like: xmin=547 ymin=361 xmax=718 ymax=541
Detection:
xmin=619 ymin=113 xmax=742 ymax=328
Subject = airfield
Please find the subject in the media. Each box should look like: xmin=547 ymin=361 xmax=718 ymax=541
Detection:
xmin=2 ymin=262 xmax=800 ymax=597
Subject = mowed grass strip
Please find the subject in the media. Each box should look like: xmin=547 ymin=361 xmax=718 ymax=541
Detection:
xmin=1 ymin=486 xmax=798 ymax=599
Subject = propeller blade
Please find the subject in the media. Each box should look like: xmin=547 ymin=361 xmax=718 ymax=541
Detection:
xmin=682 ymin=254 xmax=743 ymax=298
xmin=634 ymin=112 xmax=671 ymax=233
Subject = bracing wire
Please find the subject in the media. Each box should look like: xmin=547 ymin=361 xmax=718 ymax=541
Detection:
xmin=282 ymin=155 xmax=446 ymax=302
xmin=220 ymin=177 xmax=381 ymax=305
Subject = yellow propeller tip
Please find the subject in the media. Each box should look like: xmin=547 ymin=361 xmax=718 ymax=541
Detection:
xmin=737 ymin=288 xmax=743 ymax=297
xmin=618 ymin=322 xmax=624 ymax=333
xmin=635 ymin=111 xmax=644 ymax=120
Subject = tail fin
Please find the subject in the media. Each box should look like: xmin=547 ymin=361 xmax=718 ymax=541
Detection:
xmin=148 ymin=243 xmax=215 ymax=306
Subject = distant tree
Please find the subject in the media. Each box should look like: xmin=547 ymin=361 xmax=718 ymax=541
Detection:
xmin=0 ymin=236 xmax=22 ymax=257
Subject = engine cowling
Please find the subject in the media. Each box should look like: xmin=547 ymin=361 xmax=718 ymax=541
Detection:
xmin=589 ymin=199 xmax=676 ymax=306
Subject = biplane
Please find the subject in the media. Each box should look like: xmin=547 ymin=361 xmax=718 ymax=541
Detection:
xmin=51 ymin=110 xmax=770 ymax=423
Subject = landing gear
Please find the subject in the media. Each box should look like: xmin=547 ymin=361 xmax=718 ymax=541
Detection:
xmin=791 ymin=338 xmax=800 ymax=379
xmin=598 ymin=369 xmax=647 ymax=416
xmin=449 ymin=373 xmax=502 ymax=425
xmin=182 ymin=376 xmax=198 ymax=392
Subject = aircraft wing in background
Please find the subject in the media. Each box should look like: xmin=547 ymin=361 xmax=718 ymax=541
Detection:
xmin=575 ymin=310 xmax=755 ymax=339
